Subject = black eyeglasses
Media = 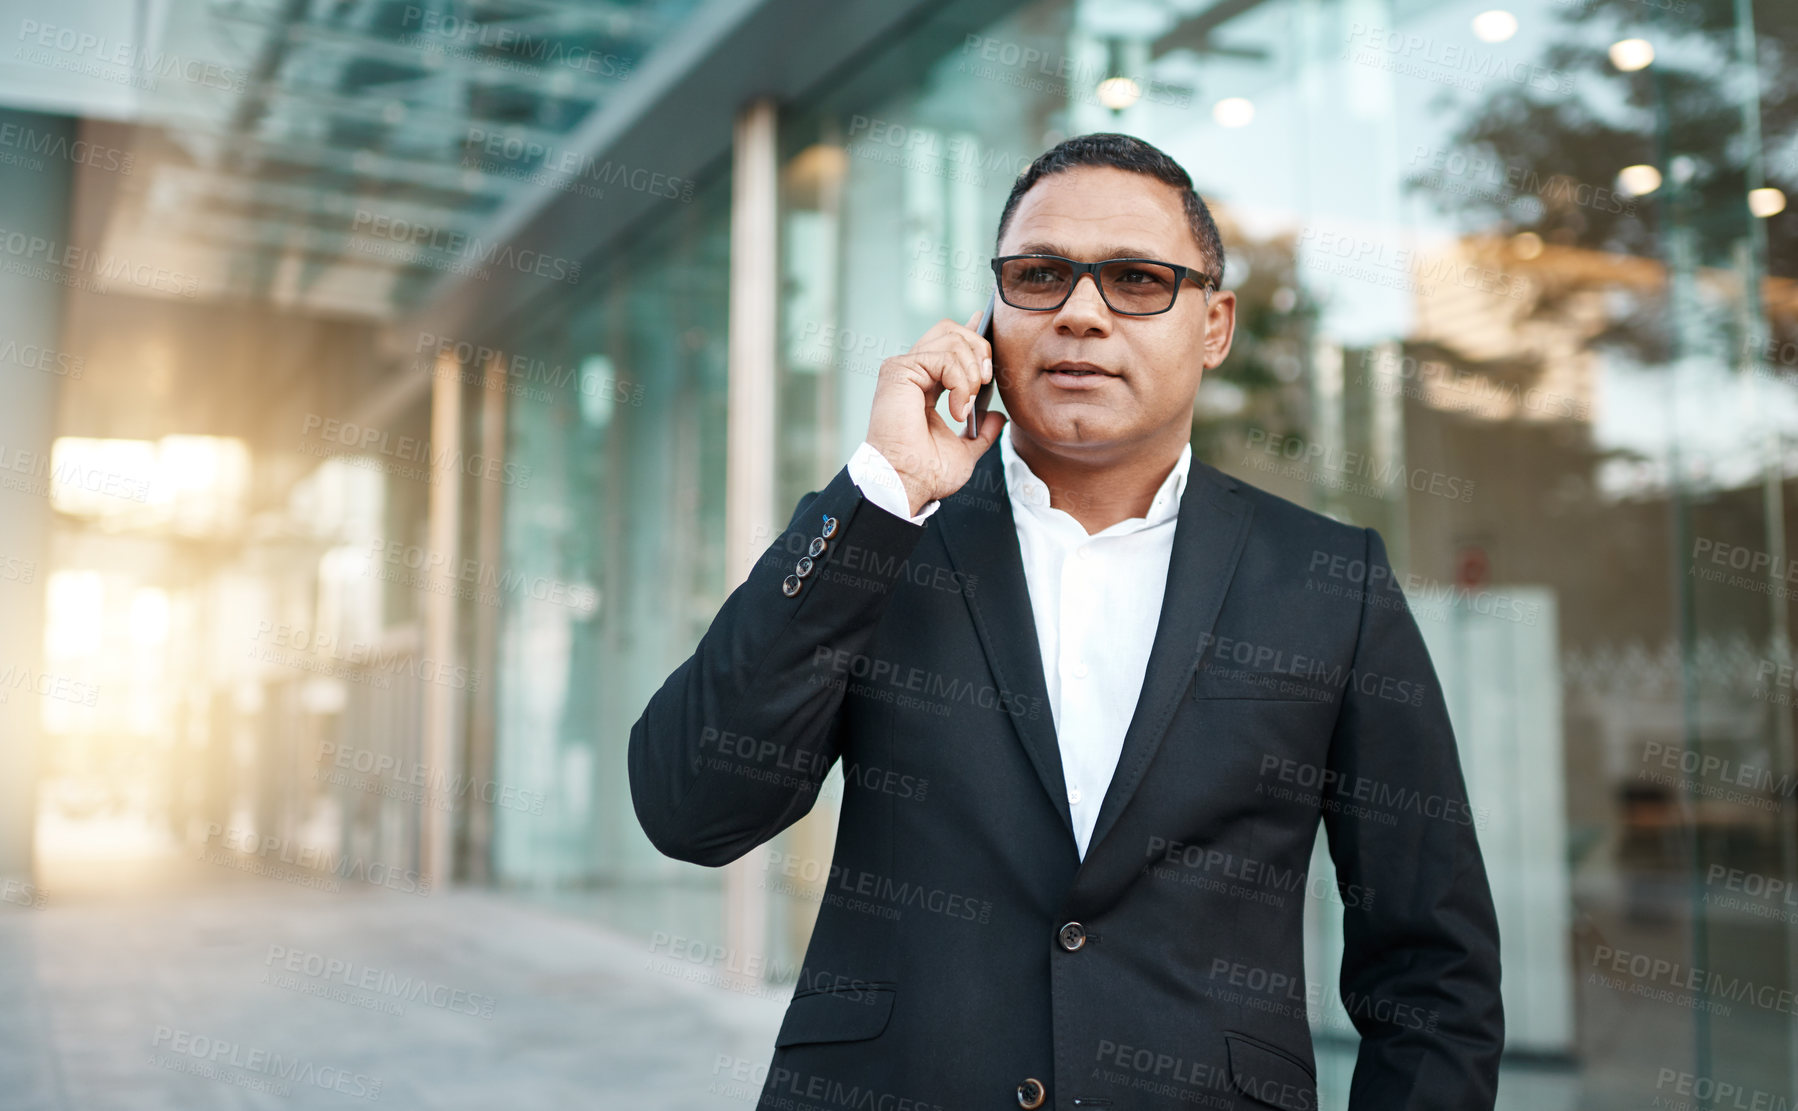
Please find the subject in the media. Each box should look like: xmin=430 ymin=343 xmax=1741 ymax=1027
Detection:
xmin=991 ymin=254 xmax=1217 ymax=316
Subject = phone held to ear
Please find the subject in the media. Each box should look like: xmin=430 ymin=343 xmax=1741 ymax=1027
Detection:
xmin=963 ymin=290 xmax=996 ymax=441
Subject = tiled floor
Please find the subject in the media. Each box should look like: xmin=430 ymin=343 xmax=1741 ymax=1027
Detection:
xmin=5 ymin=846 xmax=1767 ymax=1111
xmin=0 ymin=852 xmax=785 ymax=1110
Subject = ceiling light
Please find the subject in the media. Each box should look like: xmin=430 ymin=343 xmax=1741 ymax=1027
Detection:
xmin=1750 ymin=187 xmax=1788 ymax=218
xmin=1609 ymin=38 xmax=1654 ymax=71
xmin=1096 ymin=77 xmax=1142 ymax=111
xmin=1213 ymin=97 xmax=1255 ymax=128
xmin=1472 ymin=11 xmax=1517 ymax=43
xmin=1617 ymin=164 xmax=1662 ymax=196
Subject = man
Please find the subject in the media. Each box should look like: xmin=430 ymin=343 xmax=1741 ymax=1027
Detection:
xmin=629 ymin=133 xmax=1503 ymax=1110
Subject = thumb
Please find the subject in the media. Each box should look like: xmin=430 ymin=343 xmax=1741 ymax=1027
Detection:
xmin=969 ymin=410 xmax=1006 ymax=453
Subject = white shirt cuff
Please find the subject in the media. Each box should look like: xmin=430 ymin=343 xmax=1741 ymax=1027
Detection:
xmin=847 ymin=441 xmax=940 ymax=525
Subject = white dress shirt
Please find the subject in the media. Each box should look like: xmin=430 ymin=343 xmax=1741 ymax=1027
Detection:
xmin=845 ymin=426 xmax=1190 ymax=859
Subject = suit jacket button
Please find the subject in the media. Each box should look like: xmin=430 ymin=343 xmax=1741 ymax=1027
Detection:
xmin=1016 ymin=1078 xmax=1046 ymax=1109
xmin=782 ymin=575 xmax=802 ymax=597
xmin=795 ymin=556 xmax=815 ymax=578
xmin=821 ymin=515 xmax=839 ymax=538
xmin=808 ymin=536 xmax=827 ymax=558
xmin=1057 ymin=921 xmax=1086 ymax=951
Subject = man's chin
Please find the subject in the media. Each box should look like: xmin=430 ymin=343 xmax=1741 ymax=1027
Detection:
xmin=1010 ymin=409 xmax=1136 ymax=454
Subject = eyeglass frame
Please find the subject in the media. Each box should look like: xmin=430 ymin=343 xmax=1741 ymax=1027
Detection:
xmin=988 ymin=253 xmax=1219 ymax=316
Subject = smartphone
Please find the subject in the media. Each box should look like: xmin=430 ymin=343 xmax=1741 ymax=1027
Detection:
xmin=962 ymin=290 xmax=996 ymax=441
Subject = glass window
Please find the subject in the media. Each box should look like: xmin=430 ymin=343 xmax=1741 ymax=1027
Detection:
xmin=777 ymin=0 xmax=1798 ymax=1104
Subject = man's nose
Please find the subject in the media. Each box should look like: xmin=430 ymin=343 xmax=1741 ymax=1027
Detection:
xmin=1054 ymin=273 xmax=1111 ymax=335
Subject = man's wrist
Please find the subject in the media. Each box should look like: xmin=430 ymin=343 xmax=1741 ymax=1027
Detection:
xmin=848 ymin=441 xmax=939 ymax=523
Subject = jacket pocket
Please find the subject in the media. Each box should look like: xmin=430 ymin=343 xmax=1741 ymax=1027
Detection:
xmin=774 ymin=985 xmax=897 ymax=1048
xmin=1191 ymin=665 xmax=1336 ymax=703
xmin=1223 ymin=1031 xmax=1318 ymax=1110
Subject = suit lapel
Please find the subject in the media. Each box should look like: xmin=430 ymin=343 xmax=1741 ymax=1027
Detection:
xmin=1081 ymin=459 xmax=1254 ymax=863
xmin=934 ymin=446 xmax=1073 ymax=841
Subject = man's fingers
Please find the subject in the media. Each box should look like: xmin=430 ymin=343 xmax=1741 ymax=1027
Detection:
xmin=972 ymin=410 xmax=1006 ymax=451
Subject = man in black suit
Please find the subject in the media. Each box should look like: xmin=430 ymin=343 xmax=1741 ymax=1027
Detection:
xmin=630 ymin=133 xmax=1503 ymax=1110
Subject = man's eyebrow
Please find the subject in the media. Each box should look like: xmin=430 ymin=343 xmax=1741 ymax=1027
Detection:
xmin=1011 ymin=241 xmax=1190 ymax=263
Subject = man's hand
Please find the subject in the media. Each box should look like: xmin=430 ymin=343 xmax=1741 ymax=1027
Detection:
xmin=865 ymin=311 xmax=1008 ymax=515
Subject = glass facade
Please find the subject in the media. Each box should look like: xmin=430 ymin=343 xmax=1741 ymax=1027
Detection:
xmin=487 ymin=177 xmax=736 ymax=934
xmin=463 ymin=0 xmax=1798 ymax=1102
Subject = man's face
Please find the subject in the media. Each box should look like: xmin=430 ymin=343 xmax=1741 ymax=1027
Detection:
xmin=992 ymin=166 xmax=1235 ymax=463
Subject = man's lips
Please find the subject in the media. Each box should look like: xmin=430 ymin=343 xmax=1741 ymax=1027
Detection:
xmin=1042 ymin=361 xmax=1121 ymax=388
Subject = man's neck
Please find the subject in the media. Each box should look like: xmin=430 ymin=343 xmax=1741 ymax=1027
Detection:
xmin=1009 ymin=426 xmax=1188 ymax=535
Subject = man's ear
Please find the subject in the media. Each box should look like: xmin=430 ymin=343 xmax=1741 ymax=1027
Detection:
xmin=1202 ymin=289 xmax=1238 ymax=369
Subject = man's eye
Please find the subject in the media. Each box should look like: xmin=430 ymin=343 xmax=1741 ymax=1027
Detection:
xmin=1018 ymin=267 xmax=1063 ymax=284
xmin=1114 ymin=267 xmax=1169 ymax=286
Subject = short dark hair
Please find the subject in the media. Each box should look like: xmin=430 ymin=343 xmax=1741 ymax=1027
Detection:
xmin=994 ymin=132 xmax=1226 ymax=289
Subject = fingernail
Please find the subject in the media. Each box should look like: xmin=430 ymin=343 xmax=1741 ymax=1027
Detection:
xmin=982 ymin=357 xmax=993 ymax=382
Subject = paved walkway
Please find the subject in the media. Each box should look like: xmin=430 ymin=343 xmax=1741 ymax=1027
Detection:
xmin=0 ymin=851 xmax=784 ymax=1111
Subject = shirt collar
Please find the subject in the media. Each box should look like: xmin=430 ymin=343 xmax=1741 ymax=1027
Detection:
xmin=999 ymin=422 xmax=1190 ymax=532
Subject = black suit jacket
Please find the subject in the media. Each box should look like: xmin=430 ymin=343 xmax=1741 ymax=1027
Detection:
xmin=629 ymin=445 xmax=1503 ymax=1111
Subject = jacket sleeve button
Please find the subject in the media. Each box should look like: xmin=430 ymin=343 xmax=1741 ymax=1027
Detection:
xmin=781 ymin=575 xmax=802 ymax=597
xmin=1016 ymin=1078 xmax=1046 ymax=1109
